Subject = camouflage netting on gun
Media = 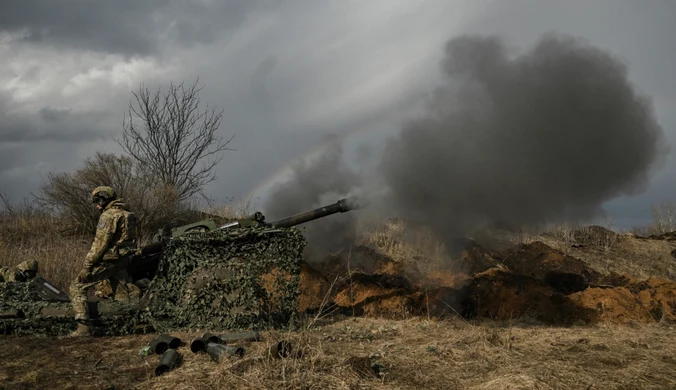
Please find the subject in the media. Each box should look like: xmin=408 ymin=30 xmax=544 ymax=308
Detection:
xmin=0 ymin=281 xmax=147 ymax=336
xmin=138 ymin=226 xmax=305 ymax=332
xmin=0 ymin=281 xmax=76 ymax=335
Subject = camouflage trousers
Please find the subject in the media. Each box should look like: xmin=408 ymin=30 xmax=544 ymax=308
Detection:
xmin=68 ymin=260 xmax=140 ymax=321
xmin=0 ymin=267 xmax=24 ymax=283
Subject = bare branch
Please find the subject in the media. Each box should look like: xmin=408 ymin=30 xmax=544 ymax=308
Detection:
xmin=0 ymin=192 xmax=15 ymax=215
xmin=117 ymin=79 xmax=234 ymax=201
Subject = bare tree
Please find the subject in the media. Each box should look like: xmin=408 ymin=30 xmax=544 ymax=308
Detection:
xmin=119 ymin=79 xmax=234 ymax=201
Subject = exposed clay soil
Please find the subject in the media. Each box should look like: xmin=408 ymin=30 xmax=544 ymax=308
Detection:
xmin=297 ymin=236 xmax=676 ymax=326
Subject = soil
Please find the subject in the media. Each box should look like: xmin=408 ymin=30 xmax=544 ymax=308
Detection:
xmin=296 ymin=237 xmax=676 ymax=326
xmin=296 ymin=261 xmax=332 ymax=312
xmin=500 ymin=241 xmax=603 ymax=290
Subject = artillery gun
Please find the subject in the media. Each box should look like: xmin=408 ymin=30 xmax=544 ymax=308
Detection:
xmin=130 ymin=196 xmax=365 ymax=282
xmin=0 ymin=197 xmax=367 ymax=336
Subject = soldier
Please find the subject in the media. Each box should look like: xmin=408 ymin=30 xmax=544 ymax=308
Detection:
xmin=0 ymin=259 xmax=38 ymax=283
xmin=68 ymin=186 xmax=140 ymax=337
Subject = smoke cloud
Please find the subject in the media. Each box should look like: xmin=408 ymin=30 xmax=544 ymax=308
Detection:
xmin=264 ymin=140 xmax=362 ymax=262
xmin=379 ymin=33 xmax=668 ymax=240
xmin=265 ymin=33 xmax=669 ymax=259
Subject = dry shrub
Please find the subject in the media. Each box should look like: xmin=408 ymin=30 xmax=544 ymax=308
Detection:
xmin=0 ymin=189 xmax=254 ymax=289
xmin=204 ymin=198 xmax=256 ymax=220
xmin=37 ymin=152 xmax=206 ymax=239
xmin=488 ymin=222 xmax=676 ymax=281
xmin=650 ymin=200 xmax=676 ymax=234
xmin=0 ymin=199 xmax=87 ymax=289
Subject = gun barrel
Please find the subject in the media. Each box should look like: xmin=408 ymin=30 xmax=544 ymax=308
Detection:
xmin=268 ymin=197 xmax=366 ymax=229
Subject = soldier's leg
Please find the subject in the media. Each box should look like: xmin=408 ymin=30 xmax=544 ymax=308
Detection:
xmin=68 ymin=265 xmax=113 ymax=336
xmin=111 ymin=268 xmax=141 ymax=302
xmin=68 ymin=279 xmax=90 ymax=322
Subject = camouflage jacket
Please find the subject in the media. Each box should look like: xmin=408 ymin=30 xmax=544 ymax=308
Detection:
xmin=85 ymin=199 xmax=139 ymax=269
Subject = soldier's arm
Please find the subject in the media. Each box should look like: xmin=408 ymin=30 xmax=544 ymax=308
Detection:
xmin=84 ymin=213 xmax=118 ymax=270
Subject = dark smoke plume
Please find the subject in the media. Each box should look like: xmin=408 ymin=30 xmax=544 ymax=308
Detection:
xmin=264 ymin=140 xmax=362 ymax=262
xmin=265 ymin=33 xmax=668 ymax=260
xmin=379 ymin=33 xmax=668 ymax=240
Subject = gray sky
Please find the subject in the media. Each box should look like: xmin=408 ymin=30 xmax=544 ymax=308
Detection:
xmin=1 ymin=0 xmax=674 ymax=230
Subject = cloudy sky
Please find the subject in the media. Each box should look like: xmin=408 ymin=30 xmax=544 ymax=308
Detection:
xmin=1 ymin=0 xmax=674 ymax=229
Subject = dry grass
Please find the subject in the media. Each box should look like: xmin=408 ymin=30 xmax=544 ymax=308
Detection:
xmin=0 ymin=209 xmax=89 ymax=290
xmin=3 ymin=200 xmax=676 ymax=389
xmin=0 ymin=197 xmax=255 ymax=290
xmin=488 ymin=223 xmax=676 ymax=281
xmin=204 ymin=198 xmax=256 ymax=221
xmin=1 ymin=317 xmax=676 ymax=389
xmin=356 ymin=218 xmax=451 ymax=274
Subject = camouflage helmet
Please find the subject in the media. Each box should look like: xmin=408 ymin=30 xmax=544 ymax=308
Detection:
xmin=16 ymin=259 xmax=38 ymax=278
xmin=90 ymin=186 xmax=117 ymax=203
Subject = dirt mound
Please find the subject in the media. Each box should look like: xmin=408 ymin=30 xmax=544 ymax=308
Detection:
xmin=596 ymin=272 xmax=633 ymax=287
xmin=297 ymin=262 xmax=332 ymax=312
xmin=566 ymin=277 xmax=676 ymax=324
xmin=297 ymin=238 xmax=676 ymax=325
xmin=455 ymin=239 xmax=501 ymax=274
xmin=501 ymin=241 xmax=602 ymax=293
xmin=633 ymin=278 xmax=676 ymax=321
xmin=319 ymin=245 xmax=422 ymax=280
xmin=567 ymin=287 xmax=652 ymax=323
xmin=425 ymin=270 xmax=470 ymax=289
xmin=456 ymin=268 xmax=583 ymax=324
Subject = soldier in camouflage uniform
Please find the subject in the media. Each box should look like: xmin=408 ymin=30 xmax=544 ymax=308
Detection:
xmin=68 ymin=186 xmax=140 ymax=337
xmin=0 ymin=259 xmax=38 ymax=283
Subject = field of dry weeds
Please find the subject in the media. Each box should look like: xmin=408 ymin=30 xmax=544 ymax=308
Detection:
xmin=2 ymin=210 xmax=676 ymax=389
xmin=2 ymin=317 xmax=676 ymax=389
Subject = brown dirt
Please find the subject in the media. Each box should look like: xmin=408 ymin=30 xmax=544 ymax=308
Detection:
xmin=457 ymin=239 xmax=501 ymax=274
xmin=425 ymin=270 xmax=470 ymax=289
xmin=568 ymin=287 xmax=653 ymax=324
xmin=500 ymin=241 xmax=602 ymax=290
xmin=333 ymin=281 xmax=396 ymax=308
xmin=362 ymin=292 xmax=424 ymax=318
xmin=295 ymin=238 xmax=676 ymax=327
xmin=296 ymin=261 xmax=332 ymax=312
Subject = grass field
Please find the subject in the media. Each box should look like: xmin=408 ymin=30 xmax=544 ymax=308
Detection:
xmin=2 ymin=316 xmax=676 ymax=389
xmin=2 ymin=203 xmax=676 ymax=389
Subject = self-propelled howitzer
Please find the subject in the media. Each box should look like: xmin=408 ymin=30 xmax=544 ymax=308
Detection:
xmin=127 ymin=196 xmax=367 ymax=281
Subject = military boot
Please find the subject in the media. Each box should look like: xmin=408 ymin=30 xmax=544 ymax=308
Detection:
xmin=69 ymin=322 xmax=91 ymax=337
